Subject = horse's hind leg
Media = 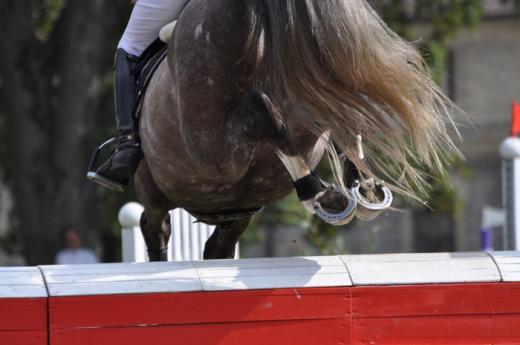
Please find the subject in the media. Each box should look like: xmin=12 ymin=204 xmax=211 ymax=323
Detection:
xmin=232 ymin=89 xmax=356 ymax=226
xmin=139 ymin=209 xmax=171 ymax=261
xmin=135 ymin=160 xmax=175 ymax=261
xmin=230 ymin=90 xmax=316 ymax=189
xmin=338 ymin=149 xmax=393 ymax=221
xmin=203 ymin=217 xmax=251 ymax=260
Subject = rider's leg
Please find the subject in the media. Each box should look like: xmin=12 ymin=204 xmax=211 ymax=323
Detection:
xmin=91 ymin=0 xmax=190 ymax=191
xmin=118 ymin=0 xmax=190 ymax=57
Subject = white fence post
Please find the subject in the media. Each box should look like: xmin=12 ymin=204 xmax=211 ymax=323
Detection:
xmin=119 ymin=202 xmax=147 ymax=263
xmin=119 ymin=202 xmax=238 ymax=262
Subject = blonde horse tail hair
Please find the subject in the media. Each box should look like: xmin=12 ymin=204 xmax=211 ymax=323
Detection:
xmin=246 ymin=0 xmax=460 ymax=198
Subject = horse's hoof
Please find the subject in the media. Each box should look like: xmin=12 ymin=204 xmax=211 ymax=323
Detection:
xmin=351 ymin=180 xmax=393 ymax=221
xmin=309 ymin=185 xmax=357 ymax=226
xmin=147 ymin=247 xmax=169 ymax=262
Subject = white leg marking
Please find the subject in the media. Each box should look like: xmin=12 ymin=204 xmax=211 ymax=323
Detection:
xmin=276 ymin=151 xmax=311 ymax=181
xmin=310 ymin=131 xmax=330 ymax=164
xmin=256 ymin=29 xmax=265 ymax=66
xmin=194 ymin=23 xmax=203 ymax=39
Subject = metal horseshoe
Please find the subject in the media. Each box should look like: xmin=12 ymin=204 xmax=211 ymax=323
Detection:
xmin=312 ymin=185 xmax=358 ymax=226
xmin=351 ymin=180 xmax=393 ymax=221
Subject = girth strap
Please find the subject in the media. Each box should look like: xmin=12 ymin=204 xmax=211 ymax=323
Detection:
xmin=187 ymin=207 xmax=264 ymax=225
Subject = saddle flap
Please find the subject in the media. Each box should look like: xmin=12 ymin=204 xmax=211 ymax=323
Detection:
xmin=133 ymin=39 xmax=169 ymax=118
xmin=159 ymin=21 xmax=177 ymax=43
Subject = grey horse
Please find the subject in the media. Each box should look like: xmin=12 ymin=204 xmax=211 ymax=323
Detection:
xmin=135 ymin=0 xmax=457 ymax=261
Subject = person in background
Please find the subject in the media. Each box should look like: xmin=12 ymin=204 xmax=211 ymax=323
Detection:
xmin=55 ymin=227 xmax=99 ymax=265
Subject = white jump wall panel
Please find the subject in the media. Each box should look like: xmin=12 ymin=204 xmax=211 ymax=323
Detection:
xmin=3 ymin=252 xmax=520 ymax=345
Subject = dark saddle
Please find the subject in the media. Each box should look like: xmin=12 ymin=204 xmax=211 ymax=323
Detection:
xmin=132 ymin=38 xmax=168 ymax=117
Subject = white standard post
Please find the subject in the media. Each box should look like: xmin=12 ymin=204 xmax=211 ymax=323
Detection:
xmin=480 ymin=206 xmax=505 ymax=251
xmin=119 ymin=202 xmax=147 ymax=262
xmin=500 ymin=136 xmax=520 ymax=250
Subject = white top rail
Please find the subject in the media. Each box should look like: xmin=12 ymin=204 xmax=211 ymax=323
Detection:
xmin=1 ymin=252 xmax=518 ymax=298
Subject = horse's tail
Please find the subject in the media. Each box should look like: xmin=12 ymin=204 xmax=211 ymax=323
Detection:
xmin=245 ymin=0 xmax=460 ymax=197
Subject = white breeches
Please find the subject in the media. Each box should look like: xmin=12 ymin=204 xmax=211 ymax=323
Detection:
xmin=118 ymin=0 xmax=190 ymax=57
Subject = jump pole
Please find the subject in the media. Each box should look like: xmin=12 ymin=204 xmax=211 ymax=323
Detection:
xmin=2 ymin=252 xmax=520 ymax=345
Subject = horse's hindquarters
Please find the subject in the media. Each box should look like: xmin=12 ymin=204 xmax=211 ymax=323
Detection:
xmin=138 ymin=0 xmax=331 ymax=215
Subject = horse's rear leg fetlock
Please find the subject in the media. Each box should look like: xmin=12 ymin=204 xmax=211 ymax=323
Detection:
xmin=140 ymin=210 xmax=171 ymax=261
xmin=203 ymin=217 xmax=251 ymax=259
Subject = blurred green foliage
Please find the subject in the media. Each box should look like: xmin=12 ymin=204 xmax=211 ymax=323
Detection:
xmin=33 ymin=0 xmax=66 ymax=40
xmin=375 ymin=1 xmax=482 ymax=81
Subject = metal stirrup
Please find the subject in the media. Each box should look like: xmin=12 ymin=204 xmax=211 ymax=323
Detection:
xmin=86 ymin=138 xmax=126 ymax=192
xmin=311 ymin=184 xmax=358 ymax=226
xmin=86 ymin=137 xmax=117 ymax=174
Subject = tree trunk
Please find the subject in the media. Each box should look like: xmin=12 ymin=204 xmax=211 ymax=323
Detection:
xmin=0 ymin=0 xmax=131 ymax=264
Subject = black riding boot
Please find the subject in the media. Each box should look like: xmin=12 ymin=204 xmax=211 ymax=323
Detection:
xmin=88 ymin=48 xmax=143 ymax=192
